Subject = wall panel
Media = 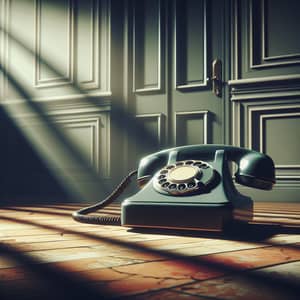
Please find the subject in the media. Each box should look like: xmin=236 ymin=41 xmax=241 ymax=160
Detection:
xmin=76 ymin=0 xmax=99 ymax=89
xmin=133 ymin=0 xmax=163 ymax=93
xmin=55 ymin=111 xmax=111 ymax=177
xmin=230 ymin=0 xmax=300 ymax=201
xmin=254 ymin=107 xmax=300 ymax=179
xmin=175 ymin=0 xmax=207 ymax=90
xmin=0 ymin=0 xmax=114 ymax=200
xmin=233 ymin=0 xmax=300 ymax=80
xmin=263 ymin=0 xmax=300 ymax=61
xmin=35 ymin=0 xmax=74 ymax=87
xmin=0 ymin=0 xmax=111 ymax=101
xmin=230 ymin=80 xmax=300 ymax=201
xmin=75 ymin=0 xmax=110 ymax=93
xmin=250 ymin=0 xmax=300 ymax=69
xmin=1 ymin=0 xmax=36 ymax=100
xmin=134 ymin=113 xmax=164 ymax=160
xmin=175 ymin=111 xmax=209 ymax=146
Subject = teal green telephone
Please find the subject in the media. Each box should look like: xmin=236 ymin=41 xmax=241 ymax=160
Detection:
xmin=73 ymin=145 xmax=275 ymax=232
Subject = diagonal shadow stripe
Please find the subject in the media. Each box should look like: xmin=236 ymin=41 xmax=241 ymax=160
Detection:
xmin=0 ymin=59 xmax=110 ymax=202
xmin=0 ymin=23 xmax=159 ymax=206
xmin=0 ymin=206 xmax=71 ymax=217
xmin=0 ymin=242 xmax=116 ymax=300
xmin=0 ymin=213 xmax=300 ymax=297
xmin=0 ymin=24 xmax=159 ymax=153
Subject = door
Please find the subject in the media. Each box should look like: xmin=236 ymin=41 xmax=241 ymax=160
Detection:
xmin=127 ymin=0 xmax=228 ymax=166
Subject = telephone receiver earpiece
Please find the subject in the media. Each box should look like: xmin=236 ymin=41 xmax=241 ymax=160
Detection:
xmin=234 ymin=152 xmax=275 ymax=190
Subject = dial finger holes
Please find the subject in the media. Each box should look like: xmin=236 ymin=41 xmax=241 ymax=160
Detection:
xmin=154 ymin=160 xmax=216 ymax=195
xmin=166 ymin=165 xmax=175 ymax=170
xmin=178 ymin=184 xmax=186 ymax=191
xmin=169 ymin=184 xmax=177 ymax=190
xmin=159 ymin=179 xmax=167 ymax=185
xmin=187 ymin=181 xmax=196 ymax=188
xmin=162 ymin=182 xmax=170 ymax=188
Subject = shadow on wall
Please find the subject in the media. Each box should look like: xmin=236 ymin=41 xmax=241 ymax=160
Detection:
xmin=0 ymin=107 xmax=71 ymax=204
xmin=0 ymin=22 xmax=158 ymax=204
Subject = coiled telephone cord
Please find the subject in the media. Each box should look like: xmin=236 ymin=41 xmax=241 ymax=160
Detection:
xmin=72 ymin=170 xmax=138 ymax=225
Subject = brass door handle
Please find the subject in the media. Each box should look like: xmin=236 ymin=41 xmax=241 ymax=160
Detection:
xmin=212 ymin=59 xmax=222 ymax=97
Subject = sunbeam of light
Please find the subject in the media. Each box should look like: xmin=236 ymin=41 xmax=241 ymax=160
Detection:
xmin=0 ymin=60 xmax=110 ymax=203
xmin=0 ymin=242 xmax=111 ymax=300
xmin=0 ymin=19 xmax=159 ymax=152
xmin=0 ymin=4 xmax=158 ymax=203
xmin=1 ymin=211 xmax=300 ymax=297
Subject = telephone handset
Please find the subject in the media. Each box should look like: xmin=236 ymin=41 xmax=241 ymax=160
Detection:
xmin=73 ymin=145 xmax=275 ymax=232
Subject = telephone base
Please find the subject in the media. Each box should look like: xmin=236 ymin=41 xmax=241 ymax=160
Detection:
xmin=122 ymin=202 xmax=235 ymax=232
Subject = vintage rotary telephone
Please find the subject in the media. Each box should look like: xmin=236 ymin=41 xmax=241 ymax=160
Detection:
xmin=73 ymin=145 xmax=275 ymax=232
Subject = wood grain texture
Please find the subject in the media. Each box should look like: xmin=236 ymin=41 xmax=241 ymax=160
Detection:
xmin=0 ymin=202 xmax=299 ymax=300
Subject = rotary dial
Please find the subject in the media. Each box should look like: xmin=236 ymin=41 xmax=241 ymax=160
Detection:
xmin=153 ymin=160 xmax=218 ymax=195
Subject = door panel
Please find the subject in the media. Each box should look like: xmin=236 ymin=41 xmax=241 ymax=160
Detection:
xmin=128 ymin=0 xmax=300 ymax=203
xmin=175 ymin=111 xmax=209 ymax=146
xmin=172 ymin=0 xmax=225 ymax=146
xmin=174 ymin=0 xmax=207 ymax=90
xmin=129 ymin=0 xmax=226 ymax=165
xmin=133 ymin=0 xmax=163 ymax=93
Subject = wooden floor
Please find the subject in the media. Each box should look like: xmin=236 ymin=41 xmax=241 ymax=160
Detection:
xmin=0 ymin=202 xmax=300 ymax=300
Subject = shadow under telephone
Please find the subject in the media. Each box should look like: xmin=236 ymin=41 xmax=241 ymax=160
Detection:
xmin=73 ymin=145 xmax=275 ymax=232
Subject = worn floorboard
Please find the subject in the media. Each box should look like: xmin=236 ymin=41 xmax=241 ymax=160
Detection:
xmin=0 ymin=202 xmax=300 ymax=300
